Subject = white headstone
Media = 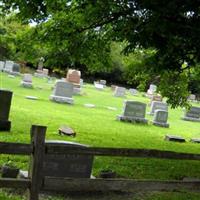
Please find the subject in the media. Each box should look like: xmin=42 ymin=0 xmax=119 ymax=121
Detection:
xmin=94 ymin=83 xmax=104 ymax=90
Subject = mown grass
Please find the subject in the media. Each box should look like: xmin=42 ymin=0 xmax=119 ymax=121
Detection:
xmin=0 ymin=72 xmax=200 ymax=199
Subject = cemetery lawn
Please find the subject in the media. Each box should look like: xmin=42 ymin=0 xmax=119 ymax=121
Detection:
xmin=1 ymin=72 xmax=200 ymax=200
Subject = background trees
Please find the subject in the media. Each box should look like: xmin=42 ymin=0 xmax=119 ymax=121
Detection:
xmin=1 ymin=0 xmax=200 ymax=107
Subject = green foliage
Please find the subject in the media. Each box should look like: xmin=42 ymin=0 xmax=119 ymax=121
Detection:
xmin=1 ymin=1 xmax=200 ymax=107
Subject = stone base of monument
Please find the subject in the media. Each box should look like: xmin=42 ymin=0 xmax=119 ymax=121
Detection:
xmin=20 ymin=81 xmax=33 ymax=88
xmin=181 ymin=116 xmax=200 ymax=122
xmin=50 ymin=95 xmax=74 ymax=104
xmin=0 ymin=120 xmax=11 ymax=131
xmin=152 ymin=121 xmax=169 ymax=128
xmin=117 ymin=115 xmax=148 ymax=124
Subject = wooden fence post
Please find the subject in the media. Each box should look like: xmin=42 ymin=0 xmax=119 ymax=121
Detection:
xmin=28 ymin=125 xmax=47 ymax=200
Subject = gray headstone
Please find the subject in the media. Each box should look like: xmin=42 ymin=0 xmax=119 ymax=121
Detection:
xmin=118 ymin=100 xmax=148 ymax=124
xmin=0 ymin=90 xmax=13 ymax=131
xmin=152 ymin=110 xmax=169 ymax=128
xmin=0 ymin=61 xmax=5 ymax=71
xmin=44 ymin=140 xmax=94 ymax=178
xmin=149 ymin=101 xmax=168 ymax=115
xmin=53 ymin=81 xmax=73 ymax=97
xmin=4 ymin=61 xmax=14 ymax=72
xmin=12 ymin=63 xmax=20 ymax=72
xmin=188 ymin=94 xmax=196 ymax=101
xmin=99 ymin=80 xmax=106 ymax=85
xmin=129 ymin=88 xmax=138 ymax=96
xmin=114 ymin=87 xmax=126 ymax=97
xmin=50 ymin=81 xmax=74 ymax=104
xmin=21 ymin=74 xmax=33 ymax=88
xmin=182 ymin=106 xmax=200 ymax=122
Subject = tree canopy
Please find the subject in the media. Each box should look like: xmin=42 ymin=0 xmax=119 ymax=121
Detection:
xmin=1 ymin=0 xmax=200 ymax=107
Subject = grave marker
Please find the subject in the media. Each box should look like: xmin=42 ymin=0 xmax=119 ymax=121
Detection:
xmin=114 ymin=86 xmax=126 ymax=97
xmin=149 ymin=101 xmax=168 ymax=115
xmin=152 ymin=110 xmax=169 ymax=128
xmin=0 ymin=61 xmax=5 ymax=71
xmin=117 ymin=100 xmax=148 ymax=124
xmin=182 ymin=106 xmax=200 ymax=122
xmin=50 ymin=80 xmax=74 ymax=104
xmin=21 ymin=73 xmax=33 ymax=88
xmin=0 ymin=90 xmax=13 ymax=131
xmin=44 ymin=140 xmax=94 ymax=178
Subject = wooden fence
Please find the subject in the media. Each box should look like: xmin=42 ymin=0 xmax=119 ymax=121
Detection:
xmin=0 ymin=125 xmax=200 ymax=200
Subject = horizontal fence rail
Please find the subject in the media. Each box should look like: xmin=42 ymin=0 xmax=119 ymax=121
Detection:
xmin=46 ymin=145 xmax=200 ymax=161
xmin=0 ymin=142 xmax=33 ymax=155
xmin=0 ymin=178 xmax=30 ymax=189
xmin=44 ymin=177 xmax=200 ymax=192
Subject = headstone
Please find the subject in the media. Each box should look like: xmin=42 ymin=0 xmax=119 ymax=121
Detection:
xmin=147 ymin=84 xmax=157 ymax=97
xmin=25 ymin=96 xmax=38 ymax=100
xmin=4 ymin=61 xmax=14 ymax=73
xmin=80 ymin=79 xmax=84 ymax=87
xmin=182 ymin=106 xmax=200 ymax=122
xmin=99 ymin=80 xmax=106 ymax=86
xmin=129 ymin=88 xmax=138 ymax=96
xmin=111 ymin=85 xmax=117 ymax=91
xmin=12 ymin=63 xmax=20 ymax=75
xmin=21 ymin=74 xmax=33 ymax=88
xmin=107 ymin=106 xmax=117 ymax=111
xmin=149 ymin=101 xmax=168 ymax=115
xmin=114 ymin=86 xmax=126 ymax=97
xmin=38 ymin=57 xmax=45 ymax=71
xmin=66 ymin=69 xmax=81 ymax=84
xmin=44 ymin=140 xmax=94 ymax=178
xmin=0 ymin=90 xmax=13 ymax=131
xmin=149 ymin=84 xmax=157 ymax=93
xmin=50 ymin=80 xmax=74 ymax=104
xmin=190 ymin=138 xmax=200 ymax=143
xmin=152 ymin=110 xmax=169 ymax=128
xmin=84 ymin=104 xmax=95 ymax=108
xmin=117 ymin=100 xmax=148 ymax=124
xmin=188 ymin=94 xmax=196 ymax=102
xmin=43 ymin=68 xmax=49 ymax=76
xmin=165 ymin=135 xmax=186 ymax=142
xmin=0 ymin=61 xmax=5 ymax=71
xmin=94 ymin=82 xmax=104 ymax=90
xmin=150 ymin=95 xmax=162 ymax=106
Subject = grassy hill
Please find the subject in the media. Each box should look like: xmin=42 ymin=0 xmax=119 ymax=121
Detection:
xmin=0 ymin=72 xmax=200 ymax=199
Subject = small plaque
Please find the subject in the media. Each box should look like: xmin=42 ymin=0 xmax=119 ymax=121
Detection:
xmin=190 ymin=138 xmax=200 ymax=143
xmin=165 ymin=135 xmax=186 ymax=142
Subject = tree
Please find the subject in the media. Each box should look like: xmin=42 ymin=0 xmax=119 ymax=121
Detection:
xmin=1 ymin=0 xmax=200 ymax=107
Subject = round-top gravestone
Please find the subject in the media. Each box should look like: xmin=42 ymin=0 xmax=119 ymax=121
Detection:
xmin=0 ymin=89 xmax=13 ymax=131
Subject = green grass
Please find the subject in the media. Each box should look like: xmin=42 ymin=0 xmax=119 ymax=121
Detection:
xmin=0 ymin=72 xmax=200 ymax=199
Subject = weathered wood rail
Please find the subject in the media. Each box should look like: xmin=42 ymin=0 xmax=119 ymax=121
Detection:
xmin=0 ymin=124 xmax=200 ymax=200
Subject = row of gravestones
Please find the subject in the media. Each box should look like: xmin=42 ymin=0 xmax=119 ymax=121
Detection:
xmin=117 ymin=100 xmax=200 ymax=127
xmin=117 ymin=100 xmax=169 ymax=127
xmin=0 ymin=61 xmax=20 ymax=75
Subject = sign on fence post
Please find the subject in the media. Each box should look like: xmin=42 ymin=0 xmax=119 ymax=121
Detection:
xmin=28 ymin=125 xmax=47 ymax=200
